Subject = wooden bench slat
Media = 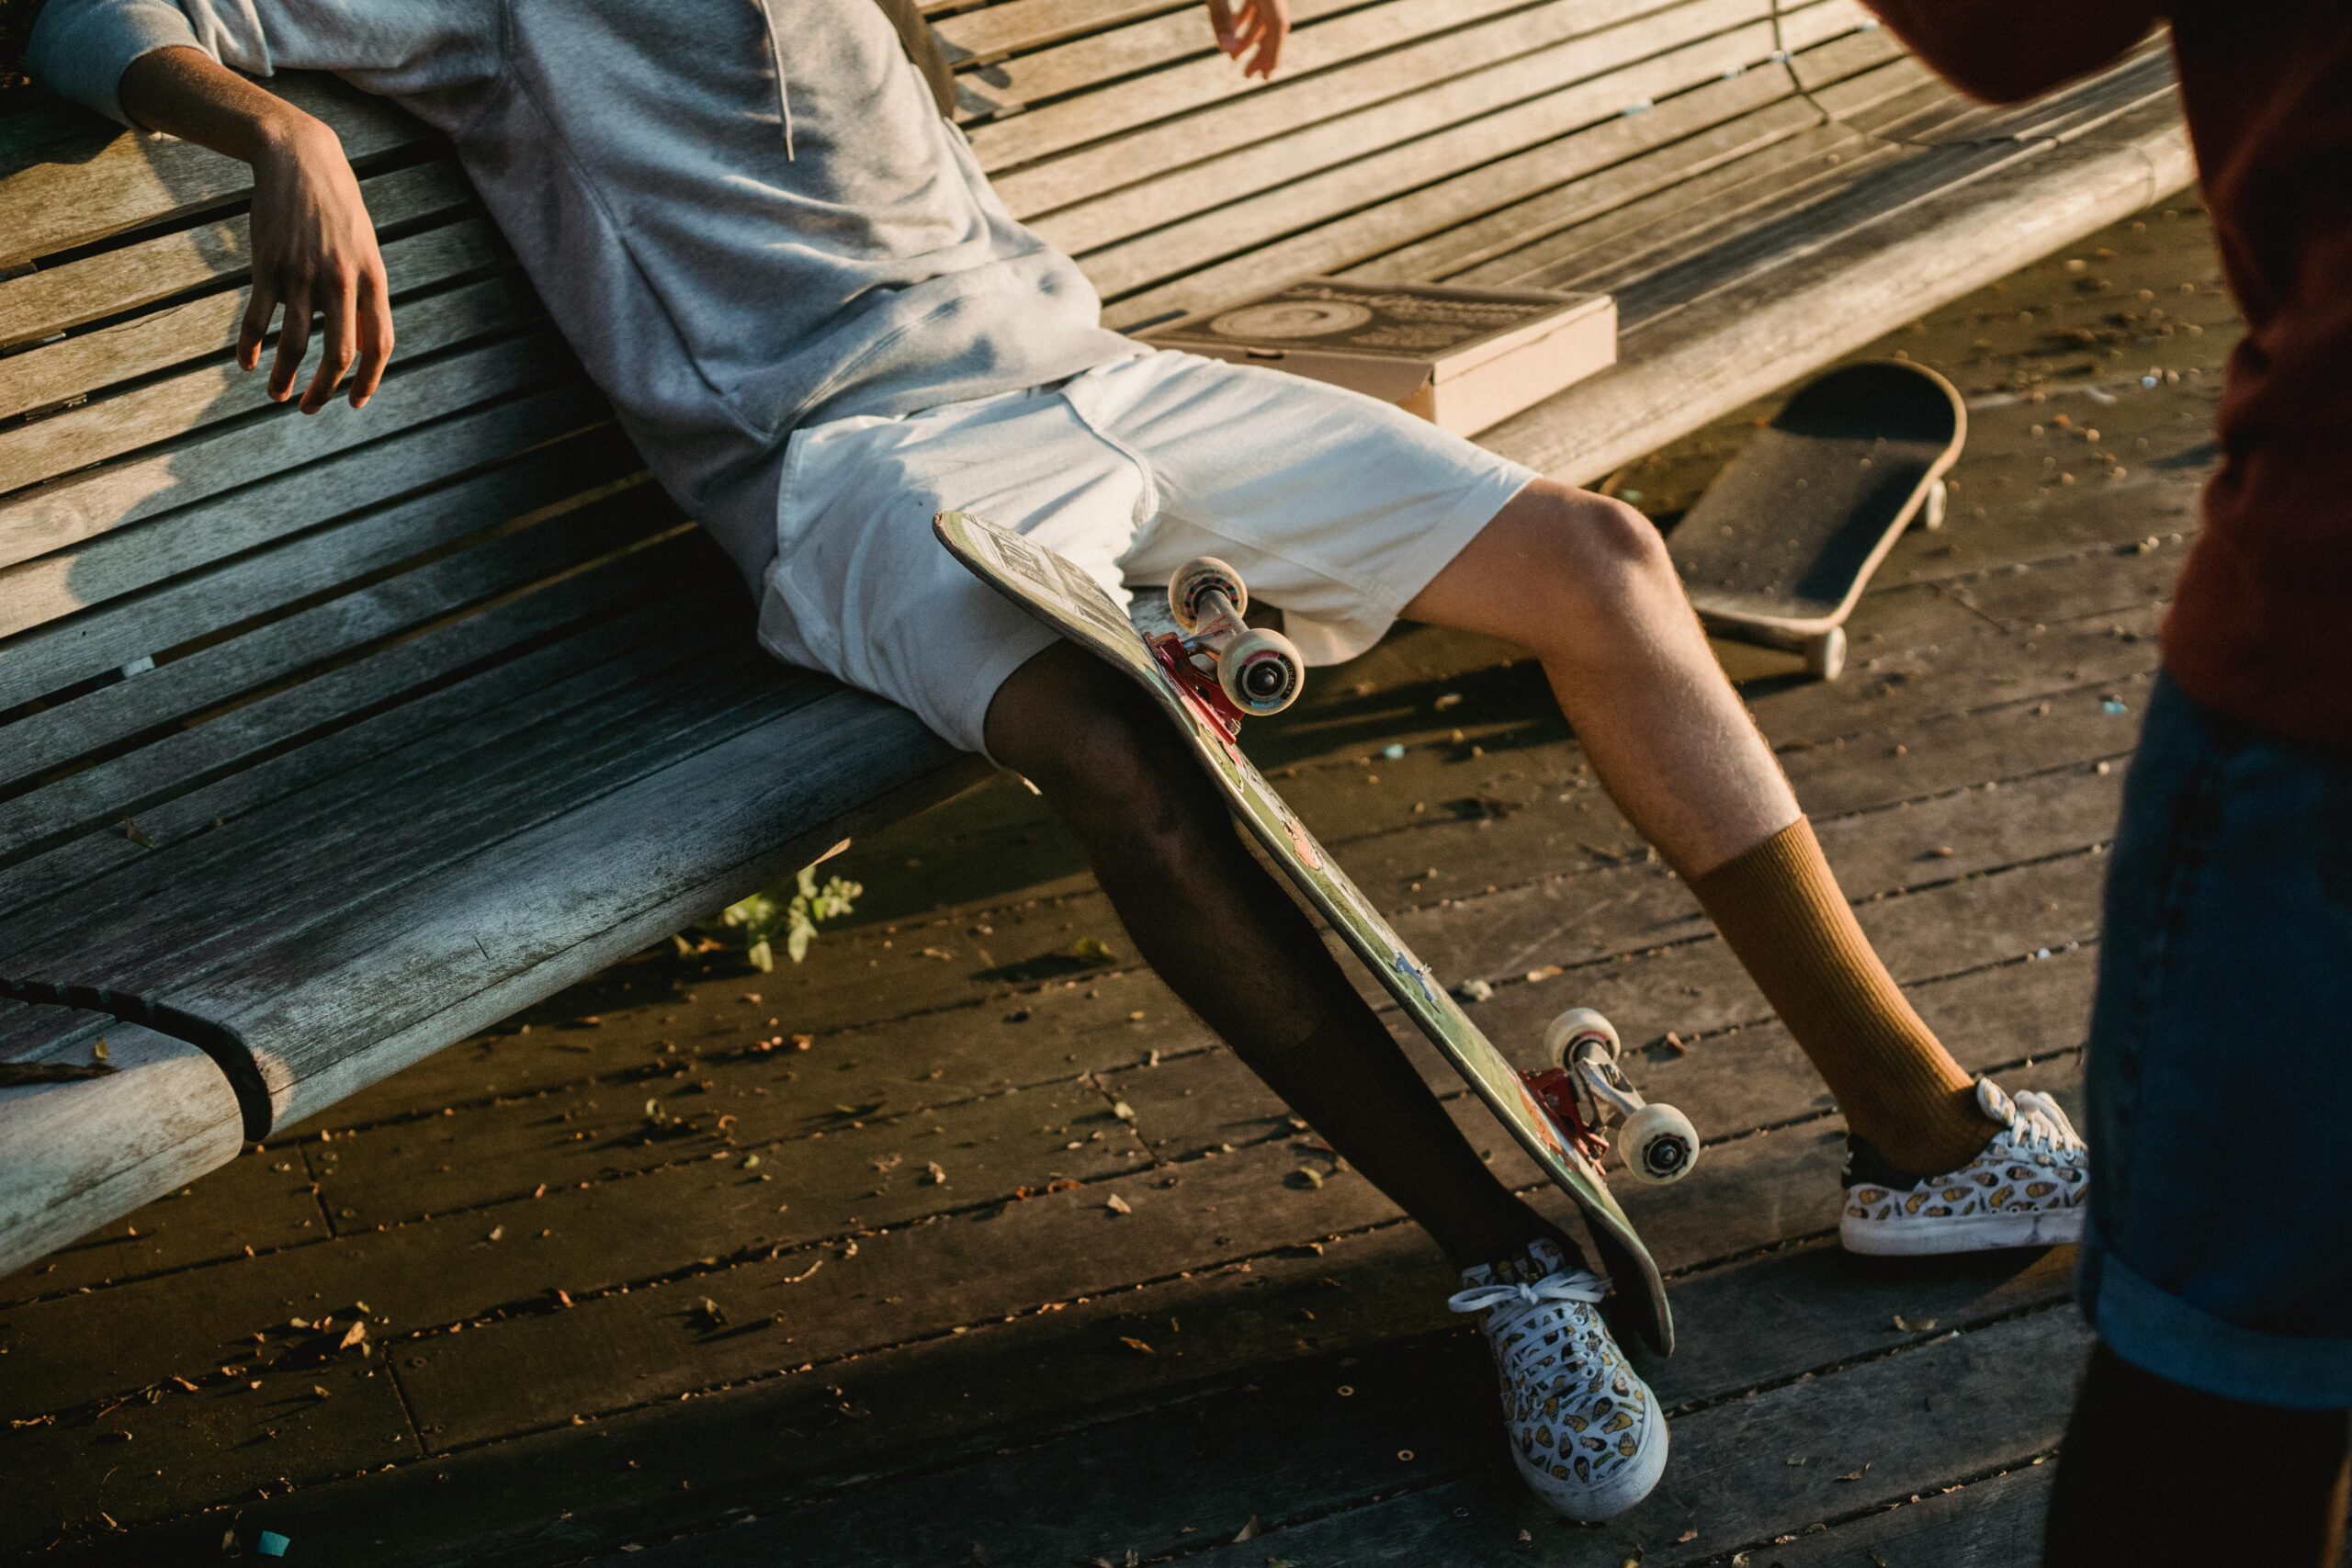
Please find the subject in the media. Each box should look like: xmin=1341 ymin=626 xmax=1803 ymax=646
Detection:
xmin=0 ymin=215 xmax=503 ymax=423
xmin=0 ymin=649 xmax=832 ymax=1016
xmin=0 ymin=270 xmax=539 ymax=496
xmin=1452 ymin=120 xmax=1883 ymax=290
xmin=0 ymin=75 xmax=427 ymax=270
xmin=0 ymin=383 xmax=611 ymax=647
xmin=0 ymin=575 xmax=729 ymax=924
xmin=0 ymin=487 xmax=659 ymax=795
xmin=1078 ymin=14 xmax=1784 ymax=302
xmin=1347 ymin=90 xmax=1819 ymax=285
xmin=1801 ymin=52 xmax=1938 ymax=124
xmin=1096 ymin=30 xmax=1792 ymax=327
xmin=999 ymin=0 xmax=1670 ymax=232
xmin=968 ymin=0 xmax=1522 ymax=175
xmin=1788 ymin=20 xmax=1903 ymax=92
xmin=0 ymin=160 xmax=472 ymax=355
xmin=1614 ymin=135 xmax=2018 ymax=320
xmin=1480 ymin=96 xmax=2192 ymax=488
xmin=1034 ymin=0 xmax=1751 ymax=262
xmin=933 ymin=0 xmax=1185 ymax=66
xmin=0 ymin=1010 xmax=246 ymax=1277
xmin=0 ymin=330 xmax=563 ymax=571
xmin=0 ymin=577 xmax=727 ymax=904
xmin=182 ymin=689 xmax=977 ymax=1132
xmin=0 ymin=415 xmax=631 ymax=704
xmin=956 ymin=0 xmax=1357 ymax=122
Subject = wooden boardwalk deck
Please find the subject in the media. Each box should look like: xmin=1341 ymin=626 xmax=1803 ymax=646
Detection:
xmin=1 ymin=200 xmax=2240 ymax=1567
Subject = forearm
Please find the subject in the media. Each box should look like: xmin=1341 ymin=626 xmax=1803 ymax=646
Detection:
xmin=1862 ymin=0 xmax=2161 ymax=103
xmin=119 ymin=44 xmax=332 ymax=162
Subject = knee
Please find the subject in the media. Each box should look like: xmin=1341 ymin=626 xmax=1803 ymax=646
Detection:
xmin=1520 ymin=480 xmax=1674 ymax=588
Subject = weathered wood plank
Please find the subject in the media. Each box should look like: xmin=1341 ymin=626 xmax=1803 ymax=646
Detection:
xmin=0 ymin=1013 xmax=247 ymax=1280
xmin=1351 ymin=95 xmax=1829 ymax=287
xmin=1091 ymin=20 xmax=1786 ymax=311
xmin=0 ymin=617 xmax=803 ymax=987
xmin=0 ymin=382 xmax=616 ymax=650
xmin=970 ymin=0 xmax=1524 ymax=173
xmin=1479 ymin=101 xmax=2192 ymax=492
xmin=187 ymin=691 xmax=978 ymax=1131
xmin=0 ymin=159 xmax=472 ymax=353
xmin=1021 ymin=0 xmax=1683 ymax=247
xmin=0 ymin=329 xmax=572 ymax=570
xmin=0 ymin=1353 xmax=418 ymax=1553
xmin=0 ymin=270 xmax=540 ymax=495
xmin=0 ymin=73 xmax=429 ymax=269
xmin=933 ymin=0 xmax=1184 ymax=65
xmin=0 ymin=215 xmax=503 ymax=423
xmin=1450 ymin=123 xmax=1885 ymax=290
xmin=956 ymin=0 xmax=1354 ymax=124
xmin=0 ymin=581 xmax=732 ymax=927
xmin=0 ymin=505 xmax=695 ymax=873
xmin=0 ymin=490 xmax=660 ymax=796
xmin=0 ymin=1143 xmax=323 ymax=1311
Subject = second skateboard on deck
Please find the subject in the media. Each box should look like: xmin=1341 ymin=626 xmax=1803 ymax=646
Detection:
xmin=934 ymin=508 xmax=1697 ymax=1356
xmin=1668 ymin=359 xmax=1966 ymax=679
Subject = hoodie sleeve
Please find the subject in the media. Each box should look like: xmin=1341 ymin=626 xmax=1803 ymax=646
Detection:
xmin=26 ymin=0 xmax=208 ymax=127
xmin=1860 ymin=0 xmax=2164 ymax=104
xmin=26 ymin=0 xmax=502 ymax=130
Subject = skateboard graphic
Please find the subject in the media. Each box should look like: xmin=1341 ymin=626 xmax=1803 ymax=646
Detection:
xmin=935 ymin=509 xmax=1694 ymax=1356
xmin=1668 ymin=359 xmax=1966 ymax=680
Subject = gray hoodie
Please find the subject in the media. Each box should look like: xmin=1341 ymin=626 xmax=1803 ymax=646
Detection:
xmin=28 ymin=0 xmax=1136 ymax=591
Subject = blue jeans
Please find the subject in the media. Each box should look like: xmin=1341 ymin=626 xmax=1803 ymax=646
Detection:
xmin=2076 ymin=672 xmax=2352 ymax=1407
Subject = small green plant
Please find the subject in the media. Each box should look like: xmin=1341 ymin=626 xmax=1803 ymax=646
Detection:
xmin=716 ymin=863 xmax=864 ymax=972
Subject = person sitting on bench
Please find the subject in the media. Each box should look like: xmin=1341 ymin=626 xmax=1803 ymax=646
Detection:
xmin=25 ymin=0 xmax=2087 ymax=1519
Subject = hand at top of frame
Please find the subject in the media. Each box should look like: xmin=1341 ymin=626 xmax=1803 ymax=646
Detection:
xmin=243 ymin=115 xmax=394 ymax=413
xmin=1207 ymin=0 xmax=1289 ymax=79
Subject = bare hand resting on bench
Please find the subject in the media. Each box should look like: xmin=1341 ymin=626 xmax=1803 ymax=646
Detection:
xmin=119 ymin=46 xmax=394 ymax=415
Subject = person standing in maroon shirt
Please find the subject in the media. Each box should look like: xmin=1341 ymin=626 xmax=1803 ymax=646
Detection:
xmin=1861 ymin=2 xmax=2352 ymax=1562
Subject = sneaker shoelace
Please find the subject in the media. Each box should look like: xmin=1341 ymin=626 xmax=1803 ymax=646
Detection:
xmin=2006 ymin=1089 xmax=2084 ymax=1158
xmin=1447 ymin=1269 xmax=1611 ymax=1384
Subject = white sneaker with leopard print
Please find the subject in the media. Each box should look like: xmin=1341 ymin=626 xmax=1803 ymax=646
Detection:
xmin=1449 ymin=1238 xmax=1667 ymax=1520
xmin=1840 ymin=1078 xmax=2087 ymax=1256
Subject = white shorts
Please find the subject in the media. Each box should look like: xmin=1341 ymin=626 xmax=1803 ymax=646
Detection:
xmin=754 ymin=348 xmax=1536 ymax=757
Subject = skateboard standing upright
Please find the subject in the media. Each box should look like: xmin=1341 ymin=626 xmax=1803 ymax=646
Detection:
xmin=935 ymin=509 xmax=1696 ymax=1356
xmin=1667 ymin=359 xmax=1966 ymax=679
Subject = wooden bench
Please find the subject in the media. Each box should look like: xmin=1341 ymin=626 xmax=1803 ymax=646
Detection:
xmin=0 ymin=0 xmax=2189 ymax=1276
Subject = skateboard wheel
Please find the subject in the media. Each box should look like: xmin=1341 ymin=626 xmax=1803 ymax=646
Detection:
xmin=1544 ymin=1006 xmax=1620 ymax=1068
xmin=1804 ymin=626 xmax=1846 ymax=682
xmin=1218 ymin=627 xmax=1302 ymax=715
xmin=1919 ymin=478 xmax=1948 ymax=532
xmin=1170 ymin=557 xmax=1247 ymax=631
xmin=1621 ymin=1102 xmax=1700 ymax=1185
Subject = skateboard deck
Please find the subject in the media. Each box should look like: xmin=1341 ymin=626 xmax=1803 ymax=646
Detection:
xmin=935 ymin=508 xmax=1674 ymax=1356
xmin=1668 ymin=359 xmax=1965 ymax=679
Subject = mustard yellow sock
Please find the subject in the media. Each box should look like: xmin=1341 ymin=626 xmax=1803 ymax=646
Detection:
xmin=1690 ymin=818 xmax=1999 ymax=1177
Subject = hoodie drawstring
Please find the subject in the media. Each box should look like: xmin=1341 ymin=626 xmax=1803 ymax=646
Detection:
xmin=754 ymin=0 xmax=796 ymax=158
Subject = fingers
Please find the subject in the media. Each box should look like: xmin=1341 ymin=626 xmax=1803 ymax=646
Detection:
xmin=1207 ymin=0 xmax=1238 ymax=54
xmin=1245 ymin=0 xmax=1288 ymax=76
xmin=267 ymin=284 xmax=312 ymax=404
xmin=300 ymin=273 xmax=356 ymax=414
xmin=239 ymin=278 xmax=277 ymax=373
xmin=350 ymin=268 xmax=393 ymax=409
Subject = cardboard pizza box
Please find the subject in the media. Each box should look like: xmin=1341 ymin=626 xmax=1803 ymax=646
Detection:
xmin=1141 ymin=278 xmax=1616 ymax=436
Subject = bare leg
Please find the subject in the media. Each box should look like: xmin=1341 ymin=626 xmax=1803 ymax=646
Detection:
xmin=2045 ymin=1343 xmax=2350 ymax=1565
xmin=1403 ymin=479 xmax=1795 ymax=879
xmin=986 ymin=642 xmax=1568 ymax=1270
xmin=1405 ymin=480 xmax=1996 ymax=1177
